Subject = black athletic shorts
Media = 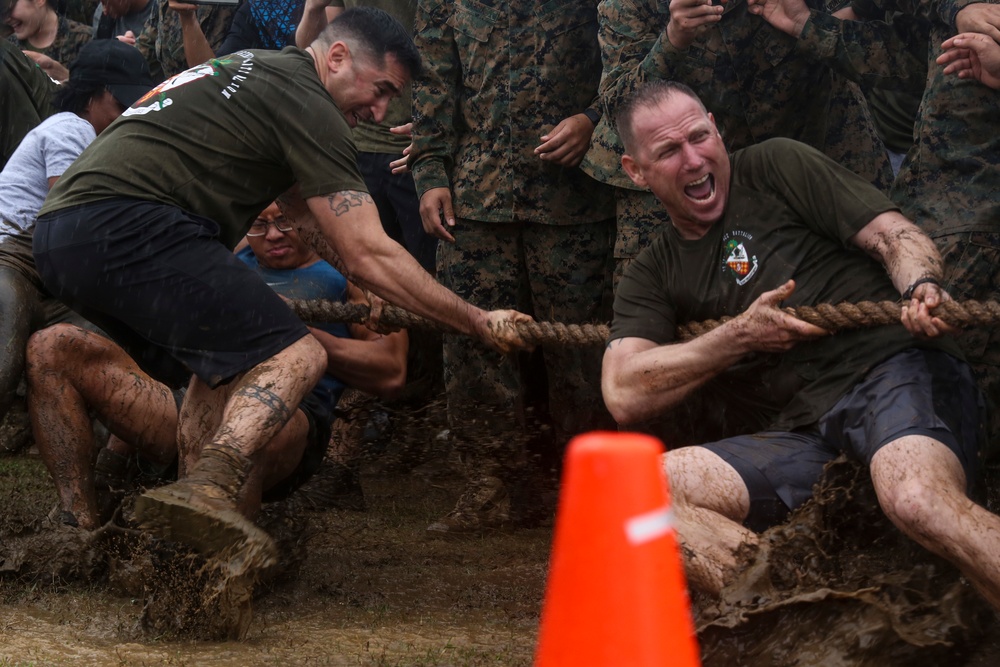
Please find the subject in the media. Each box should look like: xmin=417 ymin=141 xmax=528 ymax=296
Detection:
xmin=702 ymin=349 xmax=983 ymax=532
xmin=33 ymin=198 xmax=309 ymax=388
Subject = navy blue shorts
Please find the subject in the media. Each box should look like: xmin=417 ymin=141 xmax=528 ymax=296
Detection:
xmin=702 ymin=349 xmax=983 ymax=532
xmin=34 ymin=198 xmax=309 ymax=388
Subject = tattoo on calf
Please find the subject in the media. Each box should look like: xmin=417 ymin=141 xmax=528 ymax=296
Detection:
xmin=236 ymin=384 xmax=292 ymax=427
xmin=326 ymin=191 xmax=374 ymax=217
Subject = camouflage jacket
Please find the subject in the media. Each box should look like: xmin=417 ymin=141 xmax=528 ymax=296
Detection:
xmin=583 ymin=0 xmax=893 ymax=191
xmin=136 ymin=1 xmax=237 ymax=82
xmin=794 ymin=0 xmax=1000 ymax=235
xmin=410 ymin=0 xmax=614 ymax=225
xmin=9 ymin=15 xmax=91 ymax=70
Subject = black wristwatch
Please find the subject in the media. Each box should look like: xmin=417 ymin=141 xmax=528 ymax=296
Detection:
xmin=582 ymin=108 xmax=601 ymax=126
xmin=902 ymin=276 xmax=941 ymax=300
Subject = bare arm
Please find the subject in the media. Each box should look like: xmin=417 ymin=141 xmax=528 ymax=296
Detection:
xmin=169 ymin=1 xmax=216 ymax=66
xmin=602 ymin=280 xmax=827 ymax=424
xmin=295 ymin=0 xmax=344 ymax=48
xmin=304 ymin=191 xmax=531 ymax=352
xmin=850 ymin=210 xmax=955 ymax=337
xmin=309 ymin=283 xmax=408 ymax=399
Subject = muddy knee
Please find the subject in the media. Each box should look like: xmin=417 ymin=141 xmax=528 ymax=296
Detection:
xmin=878 ymin=478 xmax=949 ymax=541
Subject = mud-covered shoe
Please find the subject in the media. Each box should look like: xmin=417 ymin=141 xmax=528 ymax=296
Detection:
xmin=133 ymin=445 xmax=277 ymax=569
xmin=426 ymin=475 xmax=511 ymax=537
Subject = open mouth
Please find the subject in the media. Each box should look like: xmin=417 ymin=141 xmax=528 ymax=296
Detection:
xmin=684 ymin=173 xmax=715 ymax=204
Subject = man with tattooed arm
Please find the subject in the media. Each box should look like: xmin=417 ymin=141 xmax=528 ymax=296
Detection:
xmin=31 ymin=7 xmax=530 ymax=562
xmin=602 ymin=81 xmax=1000 ymax=609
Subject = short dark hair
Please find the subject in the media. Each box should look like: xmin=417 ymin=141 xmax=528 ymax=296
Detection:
xmin=615 ymin=80 xmax=707 ymax=155
xmin=315 ymin=6 xmax=422 ymax=80
xmin=53 ymin=80 xmax=108 ymax=115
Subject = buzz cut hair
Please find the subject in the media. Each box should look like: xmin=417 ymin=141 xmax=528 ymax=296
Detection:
xmin=615 ymin=80 xmax=707 ymax=155
xmin=313 ymin=6 xmax=423 ymax=80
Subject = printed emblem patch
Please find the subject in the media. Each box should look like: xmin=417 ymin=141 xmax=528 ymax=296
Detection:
xmin=721 ymin=232 xmax=759 ymax=286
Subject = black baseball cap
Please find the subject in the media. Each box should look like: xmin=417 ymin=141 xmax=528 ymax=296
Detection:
xmin=68 ymin=40 xmax=155 ymax=108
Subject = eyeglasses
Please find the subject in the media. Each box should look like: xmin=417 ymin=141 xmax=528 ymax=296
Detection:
xmin=246 ymin=217 xmax=294 ymax=237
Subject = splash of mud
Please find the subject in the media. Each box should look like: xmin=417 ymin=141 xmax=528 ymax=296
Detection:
xmin=695 ymin=458 xmax=995 ymax=666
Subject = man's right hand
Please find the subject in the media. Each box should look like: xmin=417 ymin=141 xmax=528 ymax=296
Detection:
xmin=666 ymin=0 xmax=725 ymax=49
xmin=168 ymin=0 xmax=196 ymax=12
xmin=419 ymin=187 xmax=456 ymax=242
xmin=729 ymin=280 xmax=828 ymax=353
xmin=746 ymin=0 xmax=811 ymax=37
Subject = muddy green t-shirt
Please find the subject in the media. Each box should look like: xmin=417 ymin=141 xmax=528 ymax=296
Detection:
xmin=611 ymin=138 xmax=958 ymax=432
xmin=40 ymin=47 xmax=366 ymax=248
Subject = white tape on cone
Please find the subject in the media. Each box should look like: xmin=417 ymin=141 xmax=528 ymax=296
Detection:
xmin=625 ymin=506 xmax=675 ymax=545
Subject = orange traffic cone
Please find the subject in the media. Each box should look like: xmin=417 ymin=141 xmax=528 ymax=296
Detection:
xmin=534 ymin=431 xmax=700 ymax=667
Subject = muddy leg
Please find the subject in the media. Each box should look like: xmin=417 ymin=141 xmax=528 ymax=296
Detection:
xmin=0 ymin=267 xmax=44 ymax=422
xmin=664 ymin=446 xmax=758 ymax=596
xmin=871 ymin=435 xmax=1000 ymax=609
xmin=26 ymin=324 xmax=179 ymax=530
xmin=135 ymin=335 xmax=325 ymax=558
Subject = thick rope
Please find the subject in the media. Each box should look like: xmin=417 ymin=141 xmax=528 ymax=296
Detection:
xmin=288 ymin=298 xmax=1000 ymax=347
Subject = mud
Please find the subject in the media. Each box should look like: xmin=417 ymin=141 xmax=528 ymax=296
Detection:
xmin=2 ymin=398 xmax=1000 ymax=665
xmin=697 ymin=458 xmax=999 ymax=666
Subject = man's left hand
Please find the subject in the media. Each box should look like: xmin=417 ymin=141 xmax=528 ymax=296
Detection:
xmin=534 ymin=113 xmax=594 ymax=167
xmin=901 ymin=281 xmax=958 ymax=339
xmin=481 ymin=309 xmax=535 ymax=354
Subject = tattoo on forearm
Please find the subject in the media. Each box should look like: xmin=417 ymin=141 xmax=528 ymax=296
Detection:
xmin=235 ymin=384 xmax=292 ymax=428
xmin=326 ymin=191 xmax=374 ymax=217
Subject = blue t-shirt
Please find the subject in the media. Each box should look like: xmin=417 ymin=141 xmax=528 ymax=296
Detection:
xmin=236 ymin=246 xmax=351 ymax=412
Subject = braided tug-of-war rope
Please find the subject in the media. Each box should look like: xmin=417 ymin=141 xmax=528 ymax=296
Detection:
xmin=288 ymin=298 xmax=1000 ymax=346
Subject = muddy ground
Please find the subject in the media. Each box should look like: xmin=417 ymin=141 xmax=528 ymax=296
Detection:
xmin=1 ymin=395 xmax=1000 ymax=666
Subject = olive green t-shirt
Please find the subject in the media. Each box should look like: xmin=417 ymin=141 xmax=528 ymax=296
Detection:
xmin=611 ymin=138 xmax=958 ymax=432
xmin=41 ymin=47 xmax=367 ymax=248
xmin=1 ymin=41 xmax=55 ymax=170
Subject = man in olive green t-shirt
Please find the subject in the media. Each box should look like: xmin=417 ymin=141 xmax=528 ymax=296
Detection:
xmin=33 ymin=7 xmax=531 ymax=563
xmin=602 ymin=80 xmax=1000 ymax=611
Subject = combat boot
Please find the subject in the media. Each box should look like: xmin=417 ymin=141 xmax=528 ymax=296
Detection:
xmin=134 ymin=444 xmax=277 ymax=568
xmin=425 ymin=475 xmax=511 ymax=536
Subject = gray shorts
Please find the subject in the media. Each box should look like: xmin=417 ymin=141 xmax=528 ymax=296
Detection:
xmin=702 ymin=349 xmax=983 ymax=532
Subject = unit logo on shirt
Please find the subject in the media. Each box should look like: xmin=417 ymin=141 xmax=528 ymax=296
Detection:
xmin=123 ymin=54 xmax=252 ymax=116
xmin=721 ymin=230 xmax=759 ymax=286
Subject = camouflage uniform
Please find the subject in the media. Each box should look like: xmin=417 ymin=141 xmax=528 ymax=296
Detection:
xmin=8 ymin=14 xmax=92 ymax=70
xmin=135 ymin=1 xmax=236 ymax=82
xmin=583 ymin=0 xmax=894 ymax=277
xmin=791 ymin=0 xmax=1000 ymax=454
xmin=410 ymin=0 xmax=615 ymax=527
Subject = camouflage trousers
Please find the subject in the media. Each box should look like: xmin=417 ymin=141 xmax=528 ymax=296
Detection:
xmin=935 ymin=231 xmax=1000 ymax=461
xmin=437 ymin=218 xmax=614 ymax=476
xmin=614 ymin=187 xmax=669 ymax=287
